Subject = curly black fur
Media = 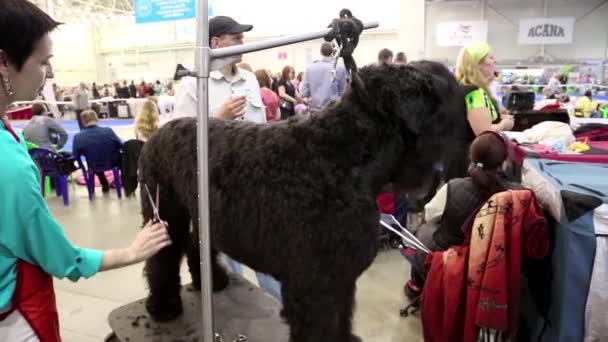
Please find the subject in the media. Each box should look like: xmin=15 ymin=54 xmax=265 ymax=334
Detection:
xmin=139 ymin=62 xmax=461 ymax=342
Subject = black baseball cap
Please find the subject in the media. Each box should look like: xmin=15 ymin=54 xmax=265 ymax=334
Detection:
xmin=209 ymin=16 xmax=253 ymax=41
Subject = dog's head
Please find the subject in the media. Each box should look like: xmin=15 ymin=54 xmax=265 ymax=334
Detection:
xmin=349 ymin=61 xmax=464 ymax=192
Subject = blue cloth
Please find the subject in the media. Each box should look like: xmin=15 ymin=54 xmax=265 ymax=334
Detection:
xmin=523 ymin=160 xmax=608 ymax=342
xmin=72 ymin=124 xmax=122 ymax=155
xmin=300 ymin=58 xmax=347 ymax=112
xmin=224 ymin=255 xmax=282 ymax=300
xmin=0 ymin=120 xmax=103 ymax=312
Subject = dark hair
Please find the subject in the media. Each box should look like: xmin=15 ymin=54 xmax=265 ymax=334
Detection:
xmin=254 ymin=69 xmax=271 ymax=89
xmin=281 ymin=66 xmax=294 ymax=80
xmin=585 ymin=90 xmax=593 ymax=98
xmin=0 ymin=0 xmax=60 ymax=71
xmin=320 ymin=42 xmax=334 ymax=57
xmin=378 ymin=48 xmax=393 ymax=64
xmin=31 ymin=102 xmax=46 ymax=116
xmin=468 ymin=131 xmax=509 ymax=197
xmin=394 ymin=52 xmax=407 ymax=63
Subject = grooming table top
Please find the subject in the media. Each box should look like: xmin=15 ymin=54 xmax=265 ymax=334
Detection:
xmin=108 ymin=274 xmax=289 ymax=342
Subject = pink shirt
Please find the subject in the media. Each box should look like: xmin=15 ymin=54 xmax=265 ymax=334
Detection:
xmin=260 ymin=88 xmax=280 ymax=122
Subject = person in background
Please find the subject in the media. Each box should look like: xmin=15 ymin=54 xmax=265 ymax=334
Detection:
xmin=378 ymin=48 xmax=393 ymax=65
xmin=72 ymin=82 xmax=90 ymax=130
xmin=102 ymin=83 xmax=112 ymax=97
xmin=154 ymin=80 xmax=163 ymax=96
xmin=91 ymin=82 xmax=100 ymax=99
xmin=22 ymin=102 xmax=68 ymax=151
xmin=547 ymin=73 xmax=562 ymax=94
xmin=72 ymin=110 xmax=122 ymax=193
xmin=575 ymin=90 xmax=600 ymax=118
xmin=300 ymin=42 xmax=347 ymax=113
xmin=135 ymin=100 xmax=160 ymax=142
xmin=444 ymin=41 xmax=514 ymax=181
xmin=0 ymin=2 xmax=170 ymax=340
xmin=147 ymin=82 xmax=156 ymax=97
xmin=405 ymin=131 xmax=521 ymax=299
xmin=277 ymin=65 xmax=299 ymax=119
xmin=294 ymin=72 xmax=304 ymax=91
xmin=117 ymin=80 xmax=130 ymax=99
xmin=165 ymin=81 xmax=175 ymax=96
xmin=138 ymin=81 xmax=147 ymax=98
xmin=255 ymin=69 xmax=280 ymax=122
xmin=271 ymin=71 xmax=280 ymax=93
xmin=534 ymin=87 xmax=562 ymax=110
xmin=393 ymin=51 xmax=407 ymax=65
xmin=128 ymin=80 xmax=137 ymax=98
xmin=173 ymin=15 xmax=278 ymax=299
xmin=53 ymin=83 xmax=66 ymax=117
xmin=173 ymin=16 xmax=266 ymax=123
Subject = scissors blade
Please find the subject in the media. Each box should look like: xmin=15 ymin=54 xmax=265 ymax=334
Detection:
xmin=144 ymin=184 xmax=160 ymax=218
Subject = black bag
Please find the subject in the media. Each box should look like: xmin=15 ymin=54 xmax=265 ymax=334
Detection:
xmin=280 ymin=100 xmax=294 ymax=111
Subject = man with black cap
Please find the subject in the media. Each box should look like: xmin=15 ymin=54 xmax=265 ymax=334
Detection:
xmin=174 ymin=16 xmax=266 ymax=123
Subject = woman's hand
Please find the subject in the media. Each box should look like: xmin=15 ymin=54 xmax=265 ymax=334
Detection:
xmin=500 ymin=114 xmax=515 ymax=131
xmin=128 ymin=220 xmax=172 ymax=264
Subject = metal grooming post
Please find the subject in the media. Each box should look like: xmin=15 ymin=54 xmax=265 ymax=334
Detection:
xmin=194 ymin=1 xmax=378 ymax=341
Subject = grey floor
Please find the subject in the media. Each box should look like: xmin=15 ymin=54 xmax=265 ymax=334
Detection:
xmin=44 ymin=125 xmax=423 ymax=342
xmin=47 ymin=187 xmax=423 ymax=342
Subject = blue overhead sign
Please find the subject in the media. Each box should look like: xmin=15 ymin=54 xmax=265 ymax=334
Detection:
xmin=135 ymin=0 xmax=207 ymax=24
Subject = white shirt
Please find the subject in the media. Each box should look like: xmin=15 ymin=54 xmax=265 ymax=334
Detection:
xmin=173 ymin=67 xmax=266 ymax=124
xmin=424 ymin=183 xmax=448 ymax=225
xmin=548 ymin=77 xmax=561 ymax=93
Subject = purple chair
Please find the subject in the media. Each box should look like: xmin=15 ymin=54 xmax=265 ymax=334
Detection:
xmin=28 ymin=148 xmax=73 ymax=206
xmin=75 ymin=142 xmax=123 ymax=200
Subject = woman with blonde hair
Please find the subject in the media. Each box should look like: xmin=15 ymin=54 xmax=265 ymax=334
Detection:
xmin=444 ymin=42 xmax=514 ymax=181
xmin=135 ymin=100 xmax=160 ymax=141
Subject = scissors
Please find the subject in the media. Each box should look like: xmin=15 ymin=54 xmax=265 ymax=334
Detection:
xmin=144 ymin=183 xmax=166 ymax=225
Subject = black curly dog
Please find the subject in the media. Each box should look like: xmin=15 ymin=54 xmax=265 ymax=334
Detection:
xmin=139 ymin=62 xmax=461 ymax=342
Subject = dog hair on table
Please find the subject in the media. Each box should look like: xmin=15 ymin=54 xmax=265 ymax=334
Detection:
xmin=138 ymin=61 xmax=462 ymax=342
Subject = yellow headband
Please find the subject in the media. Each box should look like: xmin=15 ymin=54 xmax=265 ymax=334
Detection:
xmin=465 ymin=42 xmax=491 ymax=64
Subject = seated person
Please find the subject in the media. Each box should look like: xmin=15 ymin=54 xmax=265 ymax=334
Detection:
xmin=575 ymin=90 xmax=600 ymax=118
xmin=405 ymin=131 xmax=522 ymax=299
xmin=22 ymin=102 xmax=68 ymax=151
xmin=72 ymin=110 xmax=122 ymax=193
xmin=534 ymin=87 xmax=563 ymax=110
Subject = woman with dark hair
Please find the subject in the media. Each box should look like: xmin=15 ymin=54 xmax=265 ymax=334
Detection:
xmin=405 ymin=131 xmax=522 ymax=299
xmin=0 ymin=1 xmax=170 ymax=339
xmin=277 ymin=65 xmax=299 ymax=119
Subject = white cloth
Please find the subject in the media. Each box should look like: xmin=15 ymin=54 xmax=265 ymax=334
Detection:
xmin=584 ymin=204 xmax=608 ymax=342
xmin=522 ymin=121 xmax=575 ymax=148
xmin=173 ymin=68 xmax=266 ymax=124
xmin=0 ymin=311 xmax=40 ymax=342
xmin=424 ymin=183 xmax=448 ymax=225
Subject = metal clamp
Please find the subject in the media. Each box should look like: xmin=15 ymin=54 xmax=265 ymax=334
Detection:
xmin=213 ymin=333 xmax=247 ymax=342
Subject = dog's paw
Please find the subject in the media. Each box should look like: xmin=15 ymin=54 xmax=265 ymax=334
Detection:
xmin=349 ymin=334 xmax=363 ymax=342
xmin=145 ymin=297 xmax=183 ymax=322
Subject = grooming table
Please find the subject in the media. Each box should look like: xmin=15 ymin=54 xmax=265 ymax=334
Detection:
xmin=107 ymin=274 xmax=289 ymax=342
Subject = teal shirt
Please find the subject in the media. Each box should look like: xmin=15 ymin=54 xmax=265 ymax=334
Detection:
xmin=0 ymin=120 xmax=103 ymax=312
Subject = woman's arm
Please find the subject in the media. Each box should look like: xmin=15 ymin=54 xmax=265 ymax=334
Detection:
xmin=99 ymin=221 xmax=171 ymax=271
xmin=278 ymin=85 xmax=297 ymax=103
xmin=424 ymin=184 xmax=448 ymax=225
xmin=467 ymin=108 xmax=512 ymax=135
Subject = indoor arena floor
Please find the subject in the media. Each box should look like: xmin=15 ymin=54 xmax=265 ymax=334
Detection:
xmin=19 ymin=118 xmax=424 ymax=342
